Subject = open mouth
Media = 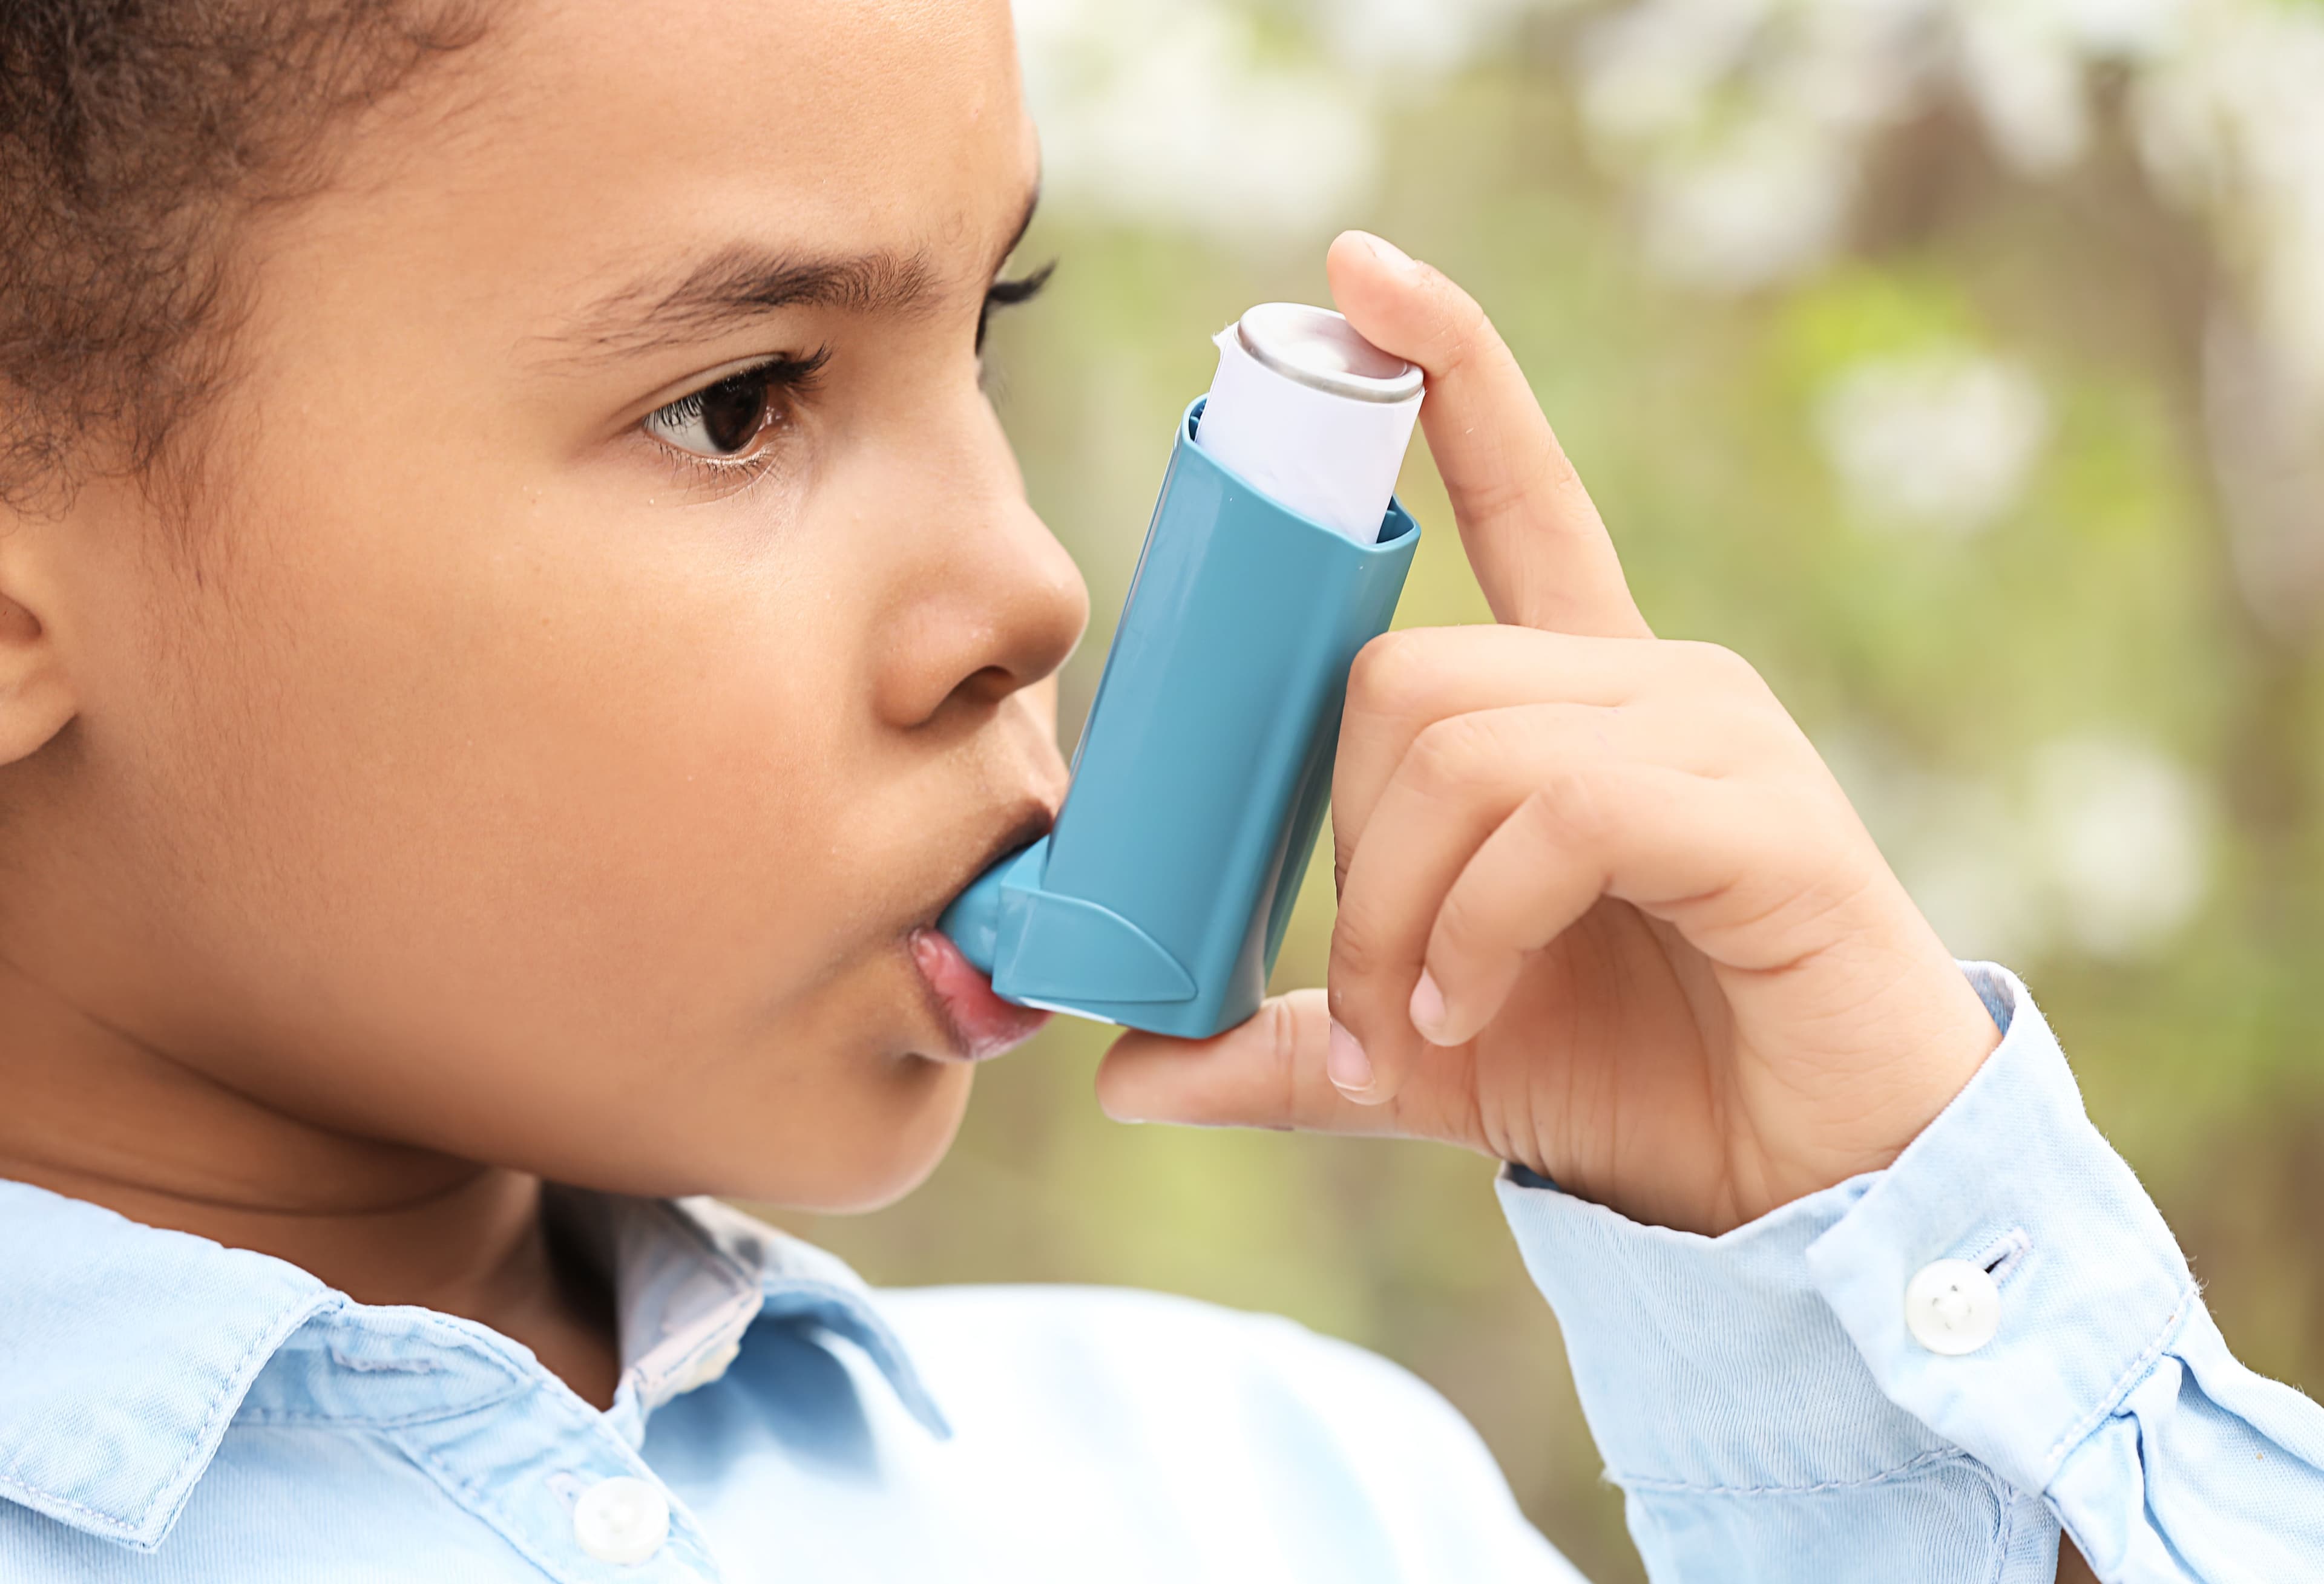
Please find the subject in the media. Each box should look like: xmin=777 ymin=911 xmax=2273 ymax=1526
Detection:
xmin=908 ymin=924 xmax=1050 ymax=1061
xmin=907 ymin=803 xmax=1058 ymax=1061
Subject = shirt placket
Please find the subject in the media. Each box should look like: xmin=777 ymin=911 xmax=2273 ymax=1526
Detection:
xmin=332 ymin=1315 xmax=730 ymax=1584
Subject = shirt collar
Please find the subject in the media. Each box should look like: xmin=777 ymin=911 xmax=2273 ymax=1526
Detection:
xmin=0 ymin=1177 xmax=945 ymax=1552
xmin=566 ymin=1189 xmax=950 ymax=1447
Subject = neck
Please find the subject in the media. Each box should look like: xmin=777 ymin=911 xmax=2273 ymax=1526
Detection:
xmin=0 ymin=954 xmax=620 ymax=1407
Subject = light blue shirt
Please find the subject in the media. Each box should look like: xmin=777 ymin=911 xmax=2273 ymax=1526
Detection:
xmin=3 ymin=965 xmax=2319 ymax=1581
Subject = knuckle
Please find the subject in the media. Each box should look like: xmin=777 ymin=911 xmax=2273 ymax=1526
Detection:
xmin=1262 ymin=997 xmax=1307 ymax=1108
xmin=1414 ymin=269 xmax=1486 ymax=369
xmin=1431 ymin=880 xmax=1493 ymax=958
xmin=1328 ymin=904 xmax=1388 ymax=987
xmin=1527 ymin=766 xmax=1607 ymax=846
xmin=1407 ymin=714 xmax=1489 ymax=796
xmin=1328 ymin=813 xmax=1356 ymax=898
xmin=1438 ymin=280 xmax=1497 ymax=370
xmin=1682 ymin=640 xmax=1768 ymax=698
xmin=1460 ymin=434 xmax=1562 ymax=527
xmin=1347 ymin=629 xmax=1439 ymax=719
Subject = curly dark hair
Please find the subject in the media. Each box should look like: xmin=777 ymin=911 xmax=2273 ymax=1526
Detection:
xmin=0 ymin=0 xmax=485 ymax=510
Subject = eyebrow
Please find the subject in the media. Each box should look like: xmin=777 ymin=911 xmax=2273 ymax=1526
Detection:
xmin=545 ymin=186 xmax=1043 ymax=363
xmin=548 ymin=247 xmax=938 ymax=361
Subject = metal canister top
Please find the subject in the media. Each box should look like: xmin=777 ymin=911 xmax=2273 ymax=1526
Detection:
xmin=1235 ymin=303 xmax=1423 ymax=404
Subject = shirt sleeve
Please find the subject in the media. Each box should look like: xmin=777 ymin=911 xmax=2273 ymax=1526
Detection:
xmin=1497 ymin=963 xmax=2324 ymax=1583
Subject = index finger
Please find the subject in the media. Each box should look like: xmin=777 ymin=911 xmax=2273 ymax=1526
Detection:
xmin=1326 ymin=231 xmax=1650 ymax=640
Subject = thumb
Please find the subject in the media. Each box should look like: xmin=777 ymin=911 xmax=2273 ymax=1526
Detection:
xmin=1096 ymin=989 xmax=1440 ymax=1139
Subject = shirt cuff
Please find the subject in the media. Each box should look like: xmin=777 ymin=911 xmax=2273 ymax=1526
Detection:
xmin=1498 ymin=963 xmax=2195 ymax=1503
xmin=1802 ymin=963 xmax=2196 ymax=1496
xmin=1498 ymin=1137 xmax=1954 ymax=1494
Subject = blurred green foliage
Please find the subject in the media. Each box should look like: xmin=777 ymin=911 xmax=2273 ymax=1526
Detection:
xmin=767 ymin=35 xmax=2324 ymax=1583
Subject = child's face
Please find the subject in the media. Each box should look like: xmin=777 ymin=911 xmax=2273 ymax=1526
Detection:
xmin=7 ymin=0 xmax=1086 ymax=1207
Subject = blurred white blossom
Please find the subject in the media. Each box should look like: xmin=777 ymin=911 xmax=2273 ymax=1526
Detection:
xmin=1575 ymin=0 xmax=1925 ymax=284
xmin=2135 ymin=5 xmax=2324 ymax=415
xmin=1820 ymin=731 xmax=2047 ymax=964
xmin=1826 ymin=728 xmax=2209 ymax=963
xmin=1576 ymin=0 xmax=1776 ymax=151
xmin=1013 ymin=0 xmax=1377 ymax=238
xmin=1816 ymin=350 xmax=2050 ymax=534
xmin=1567 ymin=0 xmax=2191 ymax=276
xmin=1958 ymin=4 xmax=2095 ymax=175
xmin=1014 ymin=0 xmax=2322 ymax=373
xmin=1573 ymin=0 xmax=2324 ymax=405
xmin=2029 ymin=735 xmax=2210 ymax=957
xmin=1310 ymin=0 xmax=1551 ymax=74
xmin=2047 ymin=0 xmax=2187 ymax=57
xmin=1565 ymin=0 xmax=2324 ymax=628
xmin=1639 ymin=119 xmax=1859 ymax=290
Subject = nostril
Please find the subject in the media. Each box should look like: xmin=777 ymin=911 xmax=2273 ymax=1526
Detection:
xmin=953 ymin=664 xmax=1019 ymax=709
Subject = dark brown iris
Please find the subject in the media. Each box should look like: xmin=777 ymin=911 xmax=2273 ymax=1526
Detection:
xmin=696 ymin=371 xmax=769 ymax=454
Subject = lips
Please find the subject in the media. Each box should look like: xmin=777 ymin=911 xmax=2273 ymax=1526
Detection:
xmin=910 ymin=925 xmax=1050 ymax=1062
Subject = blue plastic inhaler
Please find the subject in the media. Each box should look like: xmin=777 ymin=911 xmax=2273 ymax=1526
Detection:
xmin=939 ymin=307 xmax=1423 ymax=1039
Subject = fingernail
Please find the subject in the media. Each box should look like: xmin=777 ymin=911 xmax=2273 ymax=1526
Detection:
xmin=1409 ymin=970 xmax=1448 ymax=1044
xmin=1325 ymin=1019 xmax=1373 ymax=1096
xmin=1357 ymin=231 xmax=1415 ymax=273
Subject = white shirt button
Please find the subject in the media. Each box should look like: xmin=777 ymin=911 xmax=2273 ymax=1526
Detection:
xmin=573 ymin=1475 xmax=669 ymax=1565
xmin=1905 ymin=1258 xmax=2001 ymax=1355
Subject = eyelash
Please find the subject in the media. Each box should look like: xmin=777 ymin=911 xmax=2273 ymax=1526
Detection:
xmin=979 ymin=260 xmax=1055 ymax=353
xmin=643 ymin=349 xmax=830 ymax=488
xmin=638 ymin=261 xmax=1057 ymax=490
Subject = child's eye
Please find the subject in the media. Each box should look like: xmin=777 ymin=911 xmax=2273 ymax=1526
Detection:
xmin=977 ymin=260 xmax=1055 ymax=353
xmin=642 ymin=351 xmax=829 ymax=463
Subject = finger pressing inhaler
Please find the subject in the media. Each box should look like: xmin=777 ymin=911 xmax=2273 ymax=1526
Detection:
xmin=940 ymin=304 xmax=1425 ymax=1039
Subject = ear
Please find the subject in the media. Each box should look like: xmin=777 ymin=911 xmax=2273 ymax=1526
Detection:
xmin=0 ymin=522 xmax=77 ymax=766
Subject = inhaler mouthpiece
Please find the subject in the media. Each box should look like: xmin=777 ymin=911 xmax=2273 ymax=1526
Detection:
xmin=1195 ymin=304 xmax=1424 ymax=543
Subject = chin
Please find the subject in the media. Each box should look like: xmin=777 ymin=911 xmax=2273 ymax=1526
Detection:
xmin=709 ymin=1056 xmax=976 ymax=1214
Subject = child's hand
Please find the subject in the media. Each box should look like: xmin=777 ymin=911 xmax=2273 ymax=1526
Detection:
xmin=1096 ymin=233 xmax=2002 ymax=1237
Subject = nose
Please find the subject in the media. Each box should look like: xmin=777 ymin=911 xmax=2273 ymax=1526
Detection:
xmin=868 ymin=390 xmax=1089 ymax=733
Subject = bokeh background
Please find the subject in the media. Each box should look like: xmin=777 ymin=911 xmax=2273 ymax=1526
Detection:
xmin=766 ymin=2 xmax=2324 ymax=1577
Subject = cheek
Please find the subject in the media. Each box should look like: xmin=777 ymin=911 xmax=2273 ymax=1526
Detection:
xmin=231 ymin=521 xmax=865 ymax=987
xmin=102 ymin=472 xmax=961 ymax=1197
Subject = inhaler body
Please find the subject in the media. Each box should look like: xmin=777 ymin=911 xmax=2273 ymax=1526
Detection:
xmin=942 ymin=307 xmax=1423 ymax=1038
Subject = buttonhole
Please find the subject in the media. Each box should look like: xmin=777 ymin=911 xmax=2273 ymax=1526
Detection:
xmin=1972 ymin=1228 xmax=2032 ymax=1286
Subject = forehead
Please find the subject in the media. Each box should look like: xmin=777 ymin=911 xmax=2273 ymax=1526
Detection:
xmin=307 ymin=0 xmax=1034 ymax=326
